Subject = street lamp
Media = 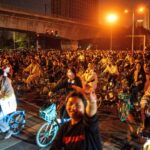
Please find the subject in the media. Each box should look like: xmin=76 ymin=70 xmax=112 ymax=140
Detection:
xmin=36 ymin=33 xmax=39 ymax=51
xmin=130 ymin=7 xmax=145 ymax=54
xmin=13 ymin=31 xmax=16 ymax=50
xmin=106 ymin=14 xmax=118 ymax=51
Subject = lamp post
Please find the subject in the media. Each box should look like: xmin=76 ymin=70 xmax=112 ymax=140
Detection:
xmin=131 ymin=11 xmax=135 ymax=54
xmin=36 ymin=33 xmax=39 ymax=51
xmin=128 ymin=7 xmax=145 ymax=54
xmin=106 ymin=14 xmax=118 ymax=51
xmin=13 ymin=31 xmax=16 ymax=50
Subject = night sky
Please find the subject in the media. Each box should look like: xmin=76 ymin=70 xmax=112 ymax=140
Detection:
xmin=98 ymin=0 xmax=150 ymax=27
xmin=99 ymin=0 xmax=150 ymax=6
xmin=99 ymin=0 xmax=150 ymax=10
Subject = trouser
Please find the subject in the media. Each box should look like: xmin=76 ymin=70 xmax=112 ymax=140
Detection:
xmin=0 ymin=106 xmax=9 ymax=132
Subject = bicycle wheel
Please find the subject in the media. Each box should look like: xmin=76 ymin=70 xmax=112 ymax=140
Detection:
xmin=118 ymin=102 xmax=130 ymax=122
xmin=7 ymin=111 xmax=26 ymax=135
xmin=36 ymin=120 xmax=59 ymax=148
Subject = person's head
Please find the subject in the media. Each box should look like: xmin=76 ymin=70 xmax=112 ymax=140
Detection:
xmin=66 ymin=91 xmax=86 ymax=121
xmin=67 ymin=68 xmax=76 ymax=80
xmin=135 ymin=60 xmax=142 ymax=71
xmin=88 ymin=63 xmax=95 ymax=70
xmin=3 ymin=59 xmax=9 ymax=66
xmin=0 ymin=69 xmax=4 ymax=81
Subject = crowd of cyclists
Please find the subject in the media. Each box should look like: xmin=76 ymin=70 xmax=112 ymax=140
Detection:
xmin=0 ymin=48 xmax=150 ymax=149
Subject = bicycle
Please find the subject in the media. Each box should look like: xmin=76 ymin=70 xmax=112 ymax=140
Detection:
xmin=0 ymin=110 xmax=26 ymax=136
xmin=36 ymin=96 xmax=70 ymax=148
xmin=143 ymin=138 xmax=150 ymax=150
xmin=117 ymin=92 xmax=132 ymax=122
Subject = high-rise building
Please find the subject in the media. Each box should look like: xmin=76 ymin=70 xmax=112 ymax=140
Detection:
xmin=0 ymin=0 xmax=99 ymax=25
xmin=51 ymin=0 xmax=99 ymax=24
xmin=134 ymin=7 xmax=150 ymax=30
xmin=143 ymin=8 xmax=150 ymax=30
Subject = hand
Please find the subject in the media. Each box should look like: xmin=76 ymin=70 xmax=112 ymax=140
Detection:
xmin=71 ymin=85 xmax=97 ymax=103
xmin=88 ymin=91 xmax=97 ymax=103
xmin=135 ymin=81 xmax=142 ymax=86
xmin=83 ymin=83 xmax=92 ymax=94
xmin=48 ymin=91 xmax=52 ymax=97
xmin=0 ymin=95 xmax=3 ymax=99
xmin=0 ymin=93 xmax=4 ymax=99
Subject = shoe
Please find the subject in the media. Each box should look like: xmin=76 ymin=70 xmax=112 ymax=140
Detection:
xmin=4 ymin=130 xmax=13 ymax=139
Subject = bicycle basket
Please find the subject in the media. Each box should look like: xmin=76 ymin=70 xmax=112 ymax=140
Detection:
xmin=39 ymin=103 xmax=57 ymax=123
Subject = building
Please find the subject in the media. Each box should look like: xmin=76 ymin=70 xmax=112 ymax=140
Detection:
xmin=0 ymin=0 xmax=102 ymax=49
xmin=51 ymin=0 xmax=99 ymax=25
xmin=0 ymin=0 xmax=99 ymax=25
xmin=143 ymin=7 xmax=150 ymax=30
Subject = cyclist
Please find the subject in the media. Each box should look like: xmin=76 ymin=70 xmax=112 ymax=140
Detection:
xmin=23 ymin=57 xmax=41 ymax=89
xmin=82 ymin=63 xmax=98 ymax=91
xmin=140 ymin=85 xmax=150 ymax=131
xmin=102 ymin=59 xmax=119 ymax=86
xmin=0 ymin=69 xmax=17 ymax=139
xmin=48 ymin=67 xmax=83 ymax=120
xmin=131 ymin=59 xmax=146 ymax=105
xmin=50 ymin=88 xmax=103 ymax=150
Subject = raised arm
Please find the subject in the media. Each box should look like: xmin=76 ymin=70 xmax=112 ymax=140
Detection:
xmin=71 ymin=85 xmax=97 ymax=117
xmin=85 ymin=91 xmax=97 ymax=117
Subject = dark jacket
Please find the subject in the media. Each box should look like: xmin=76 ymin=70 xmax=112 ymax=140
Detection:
xmin=51 ymin=76 xmax=82 ymax=94
xmin=50 ymin=114 xmax=103 ymax=150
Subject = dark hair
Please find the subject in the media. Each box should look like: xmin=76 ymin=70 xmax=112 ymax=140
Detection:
xmin=66 ymin=91 xmax=87 ymax=107
xmin=0 ymin=69 xmax=4 ymax=76
xmin=67 ymin=67 xmax=76 ymax=76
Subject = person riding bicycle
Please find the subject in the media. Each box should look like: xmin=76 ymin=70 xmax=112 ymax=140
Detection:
xmin=50 ymin=87 xmax=103 ymax=150
xmin=82 ymin=63 xmax=98 ymax=91
xmin=130 ymin=59 xmax=146 ymax=105
xmin=0 ymin=69 xmax=17 ymax=139
xmin=140 ymin=85 xmax=150 ymax=132
xmin=102 ymin=59 xmax=119 ymax=86
xmin=23 ymin=57 xmax=41 ymax=89
xmin=48 ymin=67 xmax=83 ymax=120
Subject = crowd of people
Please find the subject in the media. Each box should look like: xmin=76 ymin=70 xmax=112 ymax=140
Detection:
xmin=0 ymin=48 xmax=150 ymax=149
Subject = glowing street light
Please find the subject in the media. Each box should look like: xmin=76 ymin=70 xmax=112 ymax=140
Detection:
xmin=106 ymin=14 xmax=118 ymax=50
xmin=124 ymin=9 xmax=129 ymax=14
xmin=106 ymin=14 xmax=118 ymax=23
xmin=138 ymin=7 xmax=145 ymax=13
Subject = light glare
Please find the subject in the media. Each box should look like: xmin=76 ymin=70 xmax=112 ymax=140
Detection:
xmin=106 ymin=14 xmax=118 ymax=23
xmin=138 ymin=7 xmax=145 ymax=13
xmin=124 ymin=9 xmax=129 ymax=14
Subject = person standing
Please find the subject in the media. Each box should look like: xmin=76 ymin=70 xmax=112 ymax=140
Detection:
xmin=50 ymin=86 xmax=103 ymax=150
xmin=0 ymin=69 xmax=17 ymax=139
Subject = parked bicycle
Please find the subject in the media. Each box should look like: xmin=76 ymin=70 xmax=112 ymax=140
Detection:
xmin=36 ymin=95 xmax=70 ymax=148
xmin=117 ymin=91 xmax=132 ymax=122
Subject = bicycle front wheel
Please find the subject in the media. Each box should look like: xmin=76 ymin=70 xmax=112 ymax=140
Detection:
xmin=7 ymin=111 xmax=25 ymax=135
xmin=36 ymin=121 xmax=59 ymax=148
xmin=118 ymin=102 xmax=130 ymax=122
